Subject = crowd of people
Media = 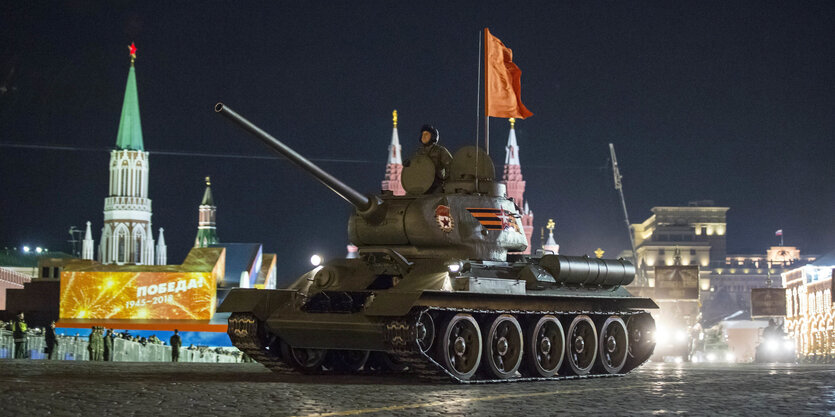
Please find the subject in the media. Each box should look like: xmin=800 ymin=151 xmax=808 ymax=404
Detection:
xmin=2 ymin=313 xmax=192 ymax=362
xmin=3 ymin=312 xmax=247 ymax=363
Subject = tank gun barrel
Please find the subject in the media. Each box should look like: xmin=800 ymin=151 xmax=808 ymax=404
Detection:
xmin=215 ymin=102 xmax=373 ymax=212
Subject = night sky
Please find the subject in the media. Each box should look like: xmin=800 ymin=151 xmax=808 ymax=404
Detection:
xmin=2 ymin=2 xmax=834 ymax=284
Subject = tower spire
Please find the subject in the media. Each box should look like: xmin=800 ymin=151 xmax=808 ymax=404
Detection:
xmin=100 ymin=45 xmax=156 ymax=265
xmin=504 ymin=118 xmax=520 ymax=166
xmin=116 ymin=43 xmax=144 ymax=151
xmin=156 ymin=228 xmax=167 ymax=265
xmin=82 ymin=221 xmax=95 ymax=260
xmin=195 ymin=177 xmax=219 ymax=247
xmin=502 ymin=118 xmax=534 ymax=254
xmin=543 ymin=218 xmax=559 ymax=254
xmin=381 ymin=109 xmax=405 ymax=195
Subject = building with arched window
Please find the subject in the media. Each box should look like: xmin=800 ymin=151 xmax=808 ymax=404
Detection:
xmin=783 ymin=250 xmax=835 ymax=362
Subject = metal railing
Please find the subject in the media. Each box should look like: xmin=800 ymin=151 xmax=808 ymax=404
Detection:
xmin=0 ymin=330 xmax=239 ymax=363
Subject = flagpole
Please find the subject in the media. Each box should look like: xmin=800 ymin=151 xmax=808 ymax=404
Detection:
xmin=483 ymin=28 xmax=490 ymax=155
xmin=474 ymin=30 xmax=482 ymax=193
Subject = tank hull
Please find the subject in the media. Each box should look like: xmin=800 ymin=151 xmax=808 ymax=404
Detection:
xmin=220 ymin=288 xmax=655 ymax=351
xmin=219 ymin=265 xmax=658 ymax=382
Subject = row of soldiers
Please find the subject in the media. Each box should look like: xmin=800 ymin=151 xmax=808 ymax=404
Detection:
xmin=87 ymin=326 xmax=114 ymax=361
xmin=86 ymin=327 xmax=181 ymax=361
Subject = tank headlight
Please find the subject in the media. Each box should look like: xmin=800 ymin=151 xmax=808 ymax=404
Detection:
xmin=766 ymin=339 xmax=778 ymax=352
xmin=447 ymin=261 xmax=462 ymax=274
xmin=313 ymin=268 xmax=333 ymax=288
xmin=783 ymin=340 xmax=794 ymax=351
xmin=706 ymin=353 xmax=716 ymax=362
xmin=725 ymin=352 xmax=735 ymax=363
xmin=654 ymin=326 xmax=669 ymax=345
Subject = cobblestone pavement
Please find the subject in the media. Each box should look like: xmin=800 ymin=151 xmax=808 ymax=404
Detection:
xmin=1 ymin=360 xmax=833 ymax=416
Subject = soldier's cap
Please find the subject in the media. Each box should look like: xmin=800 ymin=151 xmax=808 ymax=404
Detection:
xmin=419 ymin=124 xmax=439 ymax=145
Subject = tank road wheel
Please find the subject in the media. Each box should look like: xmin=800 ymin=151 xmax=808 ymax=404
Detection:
xmin=437 ymin=313 xmax=482 ymax=381
xmin=523 ymin=315 xmax=565 ymax=377
xmin=565 ymin=315 xmax=598 ymax=375
xmin=280 ymin=341 xmax=328 ymax=373
xmin=416 ymin=310 xmax=436 ymax=353
xmin=625 ymin=313 xmax=656 ymax=371
xmin=483 ymin=314 xmax=524 ymax=379
xmin=597 ymin=316 xmax=629 ymax=374
xmin=328 ymin=350 xmax=371 ymax=372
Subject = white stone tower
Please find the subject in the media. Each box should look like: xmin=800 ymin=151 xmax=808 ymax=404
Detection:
xmin=156 ymin=228 xmax=167 ymax=265
xmin=98 ymin=44 xmax=163 ymax=265
xmin=81 ymin=221 xmax=95 ymax=260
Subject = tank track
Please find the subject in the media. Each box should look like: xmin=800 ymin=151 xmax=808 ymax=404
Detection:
xmin=227 ymin=308 xmax=654 ymax=384
xmin=227 ymin=312 xmax=405 ymax=377
xmin=384 ymin=307 xmax=653 ymax=384
xmin=227 ymin=312 xmax=296 ymax=374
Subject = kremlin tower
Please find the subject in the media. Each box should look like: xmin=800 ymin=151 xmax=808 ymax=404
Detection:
xmin=195 ymin=177 xmax=220 ymax=247
xmin=350 ymin=110 xmax=404 ymax=257
xmin=380 ymin=110 xmax=405 ymax=195
xmin=83 ymin=44 xmax=166 ymax=265
xmin=502 ymin=118 xmax=534 ymax=254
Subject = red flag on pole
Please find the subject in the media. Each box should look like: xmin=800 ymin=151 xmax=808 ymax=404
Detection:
xmin=484 ymin=28 xmax=533 ymax=119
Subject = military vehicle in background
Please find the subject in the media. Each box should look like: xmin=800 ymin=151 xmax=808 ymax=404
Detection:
xmin=215 ymin=103 xmax=658 ymax=382
xmin=754 ymin=319 xmax=796 ymax=363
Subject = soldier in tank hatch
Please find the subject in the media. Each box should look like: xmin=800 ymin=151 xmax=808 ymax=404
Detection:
xmin=410 ymin=124 xmax=452 ymax=193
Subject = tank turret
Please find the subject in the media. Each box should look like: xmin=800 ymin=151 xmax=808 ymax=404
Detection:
xmin=215 ymin=102 xmax=526 ymax=261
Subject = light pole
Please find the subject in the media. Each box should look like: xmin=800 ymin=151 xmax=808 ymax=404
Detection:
xmin=68 ymin=226 xmax=81 ymax=257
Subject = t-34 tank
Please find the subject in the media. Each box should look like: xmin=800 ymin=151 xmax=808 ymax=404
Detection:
xmin=215 ymin=102 xmax=657 ymax=382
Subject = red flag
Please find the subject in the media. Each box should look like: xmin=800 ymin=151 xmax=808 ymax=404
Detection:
xmin=484 ymin=28 xmax=533 ymax=119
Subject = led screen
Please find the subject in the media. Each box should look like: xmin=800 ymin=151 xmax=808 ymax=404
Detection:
xmin=60 ymin=271 xmax=216 ymax=320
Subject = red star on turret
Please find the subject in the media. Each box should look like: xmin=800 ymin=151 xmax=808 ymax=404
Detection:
xmin=129 ymin=43 xmax=137 ymax=56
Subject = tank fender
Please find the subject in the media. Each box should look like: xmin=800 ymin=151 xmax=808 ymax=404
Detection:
xmin=217 ymin=288 xmax=295 ymax=321
xmin=362 ymin=291 xmax=424 ymax=316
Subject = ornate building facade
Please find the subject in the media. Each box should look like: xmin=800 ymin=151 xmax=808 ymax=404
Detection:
xmin=82 ymin=46 xmax=166 ymax=265
xmin=502 ymin=118 xmax=534 ymax=254
xmin=783 ymin=252 xmax=834 ymax=361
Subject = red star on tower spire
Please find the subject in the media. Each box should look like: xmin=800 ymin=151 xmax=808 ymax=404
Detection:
xmin=128 ymin=42 xmax=137 ymax=64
